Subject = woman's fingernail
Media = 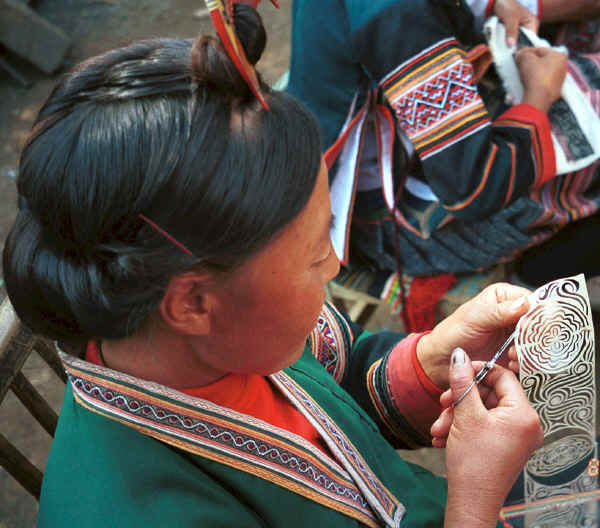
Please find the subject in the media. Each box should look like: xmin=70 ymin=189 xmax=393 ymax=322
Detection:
xmin=451 ymin=347 xmax=465 ymax=367
xmin=510 ymin=297 xmax=526 ymax=312
xmin=507 ymin=36 xmax=516 ymax=47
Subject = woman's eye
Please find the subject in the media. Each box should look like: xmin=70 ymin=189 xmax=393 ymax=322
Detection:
xmin=314 ymin=246 xmax=332 ymax=265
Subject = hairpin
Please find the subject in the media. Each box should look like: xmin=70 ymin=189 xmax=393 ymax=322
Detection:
xmin=138 ymin=214 xmax=195 ymax=257
xmin=204 ymin=0 xmax=278 ymax=110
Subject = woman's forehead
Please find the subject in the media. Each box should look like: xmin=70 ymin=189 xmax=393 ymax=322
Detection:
xmin=290 ymin=161 xmax=331 ymax=240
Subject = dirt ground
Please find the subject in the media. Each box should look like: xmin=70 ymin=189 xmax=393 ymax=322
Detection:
xmin=0 ymin=0 xmax=291 ymax=271
xmin=0 ymin=1 xmax=293 ymax=525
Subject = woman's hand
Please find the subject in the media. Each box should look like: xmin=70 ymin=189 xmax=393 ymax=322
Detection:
xmin=493 ymin=0 xmax=539 ymax=47
xmin=417 ymin=283 xmax=530 ymax=389
xmin=431 ymin=348 xmax=543 ymax=527
xmin=517 ymin=47 xmax=568 ymax=113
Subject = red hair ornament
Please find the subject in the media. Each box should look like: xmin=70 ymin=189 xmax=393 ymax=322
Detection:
xmin=203 ymin=0 xmax=279 ymax=110
xmin=139 ymin=0 xmax=278 ymax=252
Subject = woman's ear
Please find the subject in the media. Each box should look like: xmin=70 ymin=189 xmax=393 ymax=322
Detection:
xmin=158 ymin=272 xmax=214 ymax=336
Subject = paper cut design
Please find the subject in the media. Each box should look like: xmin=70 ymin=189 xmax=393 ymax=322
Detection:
xmin=511 ymin=274 xmax=598 ymax=527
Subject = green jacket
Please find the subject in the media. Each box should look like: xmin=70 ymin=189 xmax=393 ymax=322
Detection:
xmin=38 ymin=303 xmax=447 ymax=527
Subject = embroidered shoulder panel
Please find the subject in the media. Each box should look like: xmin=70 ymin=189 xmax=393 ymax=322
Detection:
xmin=59 ymin=352 xmax=380 ymax=528
xmin=380 ymin=38 xmax=490 ymax=160
xmin=307 ymin=302 xmax=353 ymax=383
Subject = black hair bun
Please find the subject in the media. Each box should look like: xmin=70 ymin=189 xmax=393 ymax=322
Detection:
xmin=190 ymin=4 xmax=266 ymax=99
xmin=233 ymin=3 xmax=266 ymax=66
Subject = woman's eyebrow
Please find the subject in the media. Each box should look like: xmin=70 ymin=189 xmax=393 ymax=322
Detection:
xmin=322 ymin=213 xmax=336 ymax=242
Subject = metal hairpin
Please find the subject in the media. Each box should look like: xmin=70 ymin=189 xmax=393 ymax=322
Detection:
xmin=452 ymin=330 xmax=518 ymax=407
xmin=138 ymin=214 xmax=195 ymax=257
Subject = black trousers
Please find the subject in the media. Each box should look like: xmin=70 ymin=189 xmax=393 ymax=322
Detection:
xmin=515 ymin=213 xmax=600 ymax=286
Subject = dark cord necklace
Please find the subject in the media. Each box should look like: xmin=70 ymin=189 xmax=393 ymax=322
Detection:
xmin=97 ymin=341 xmax=108 ymax=366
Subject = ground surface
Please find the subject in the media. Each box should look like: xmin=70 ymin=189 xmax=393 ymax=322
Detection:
xmin=0 ymin=0 xmax=291 ymax=275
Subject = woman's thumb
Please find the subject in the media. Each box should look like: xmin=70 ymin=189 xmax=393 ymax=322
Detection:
xmin=504 ymin=18 xmax=519 ymax=48
xmin=450 ymin=348 xmax=484 ymax=413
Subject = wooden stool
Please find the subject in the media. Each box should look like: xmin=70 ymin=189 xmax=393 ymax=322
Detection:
xmin=0 ymin=297 xmax=66 ymax=500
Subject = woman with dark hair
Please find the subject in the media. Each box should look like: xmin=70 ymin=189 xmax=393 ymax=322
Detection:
xmin=3 ymin=4 xmax=542 ymax=527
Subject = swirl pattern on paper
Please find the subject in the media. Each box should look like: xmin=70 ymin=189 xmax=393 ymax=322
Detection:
xmin=521 ymin=367 xmax=595 ymax=437
xmin=515 ymin=275 xmax=597 ymax=525
xmin=527 ymin=433 xmax=594 ymax=478
xmin=516 ymin=301 xmax=593 ymax=375
xmin=526 ymin=471 xmax=598 ymax=501
xmin=528 ymin=504 xmax=596 ymax=528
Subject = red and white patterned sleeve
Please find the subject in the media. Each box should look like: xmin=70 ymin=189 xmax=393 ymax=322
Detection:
xmin=346 ymin=1 xmax=556 ymax=221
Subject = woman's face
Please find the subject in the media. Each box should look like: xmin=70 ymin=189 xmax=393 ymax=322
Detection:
xmin=204 ymin=158 xmax=340 ymax=375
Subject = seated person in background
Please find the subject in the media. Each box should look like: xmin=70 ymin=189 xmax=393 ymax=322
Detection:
xmin=3 ymin=5 xmax=542 ymax=526
xmin=287 ymin=0 xmax=600 ymax=288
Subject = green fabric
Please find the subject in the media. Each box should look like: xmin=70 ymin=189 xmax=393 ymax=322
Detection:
xmin=288 ymin=351 xmax=449 ymax=526
xmin=39 ymin=351 xmax=448 ymax=527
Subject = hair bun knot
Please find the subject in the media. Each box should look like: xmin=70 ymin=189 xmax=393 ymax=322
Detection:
xmin=190 ymin=4 xmax=266 ymax=99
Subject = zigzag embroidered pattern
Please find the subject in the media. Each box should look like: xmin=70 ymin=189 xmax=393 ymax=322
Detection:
xmin=309 ymin=302 xmax=351 ymax=382
xmin=381 ymin=38 xmax=490 ymax=159
xmin=63 ymin=363 xmax=380 ymax=526
xmin=274 ymin=372 xmax=401 ymax=521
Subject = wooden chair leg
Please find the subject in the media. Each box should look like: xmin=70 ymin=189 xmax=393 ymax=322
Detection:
xmin=347 ymin=299 xmax=369 ymax=322
xmin=35 ymin=339 xmax=67 ymax=383
xmin=0 ymin=325 xmax=35 ymax=403
xmin=0 ymin=54 xmax=31 ymax=87
xmin=0 ymin=298 xmax=67 ymax=502
xmin=0 ymin=431 xmax=42 ymax=500
xmin=11 ymin=371 xmax=58 ymax=437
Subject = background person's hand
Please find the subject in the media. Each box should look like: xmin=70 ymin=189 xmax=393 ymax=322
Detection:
xmin=493 ymin=0 xmax=539 ymax=47
xmin=417 ymin=283 xmax=530 ymax=389
xmin=431 ymin=348 xmax=543 ymax=527
xmin=517 ymin=47 xmax=567 ymax=113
